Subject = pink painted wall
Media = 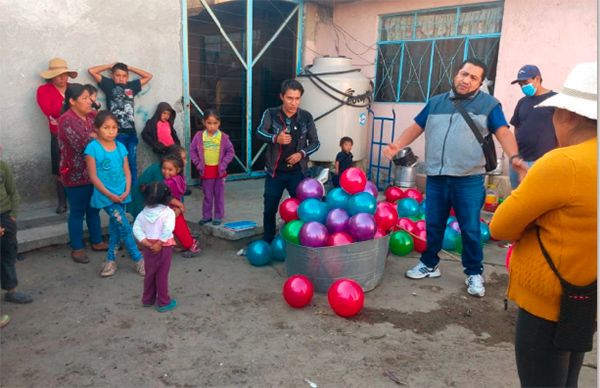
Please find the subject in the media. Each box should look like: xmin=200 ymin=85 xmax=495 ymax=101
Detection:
xmin=303 ymin=0 xmax=597 ymax=172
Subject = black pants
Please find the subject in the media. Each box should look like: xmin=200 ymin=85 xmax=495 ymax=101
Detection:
xmin=0 ymin=212 xmax=18 ymax=291
xmin=51 ymin=134 xmax=60 ymax=176
xmin=515 ymin=308 xmax=585 ymax=387
xmin=263 ymin=171 xmax=304 ymax=243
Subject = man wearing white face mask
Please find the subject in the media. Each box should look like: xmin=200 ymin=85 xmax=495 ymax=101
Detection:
xmin=509 ymin=65 xmax=557 ymax=188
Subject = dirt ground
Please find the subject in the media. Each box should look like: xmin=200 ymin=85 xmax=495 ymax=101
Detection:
xmin=1 ymin=238 xmax=597 ymax=388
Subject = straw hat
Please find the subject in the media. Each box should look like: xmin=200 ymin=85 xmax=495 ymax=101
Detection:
xmin=39 ymin=57 xmax=78 ymax=79
xmin=537 ymin=62 xmax=597 ymax=120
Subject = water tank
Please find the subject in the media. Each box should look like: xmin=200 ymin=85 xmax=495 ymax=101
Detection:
xmin=297 ymin=57 xmax=372 ymax=162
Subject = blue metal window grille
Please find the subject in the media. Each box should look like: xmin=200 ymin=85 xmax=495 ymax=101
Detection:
xmin=375 ymin=2 xmax=503 ymax=103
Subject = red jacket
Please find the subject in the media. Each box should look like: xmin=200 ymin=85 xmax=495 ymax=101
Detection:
xmin=57 ymin=109 xmax=96 ymax=187
xmin=36 ymin=83 xmax=67 ymax=136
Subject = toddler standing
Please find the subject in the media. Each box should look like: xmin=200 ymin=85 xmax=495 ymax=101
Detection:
xmin=332 ymin=136 xmax=354 ymax=187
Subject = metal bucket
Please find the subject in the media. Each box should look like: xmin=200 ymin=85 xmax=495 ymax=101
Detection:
xmin=285 ymin=235 xmax=390 ymax=293
xmin=393 ymin=165 xmax=417 ymax=188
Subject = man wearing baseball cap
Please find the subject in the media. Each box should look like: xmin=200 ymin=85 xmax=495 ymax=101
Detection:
xmin=508 ymin=64 xmax=557 ymax=188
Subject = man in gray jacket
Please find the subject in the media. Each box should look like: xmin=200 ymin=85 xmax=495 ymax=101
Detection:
xmin=384 ymin=58 xmax=526 ymax=297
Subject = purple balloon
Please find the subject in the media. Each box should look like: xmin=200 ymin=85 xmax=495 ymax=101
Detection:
xmin=325 ymin=208 xmax=350 ymax=234
xmin=363 ymin=181 xmax=378 ymax=198
xmin=449 ymin=221 xmax=461 ymax=233
xmin=347 ymin=213 xmax=377 ymax=241
xmin=299 ymin=221 xmax=329 ymax=247
xmin=296 ymin=178 xmax=325 ymax=201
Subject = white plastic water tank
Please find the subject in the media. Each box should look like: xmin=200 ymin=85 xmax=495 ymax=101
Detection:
xmin=297 ymin=57 xmax=372 ymax=162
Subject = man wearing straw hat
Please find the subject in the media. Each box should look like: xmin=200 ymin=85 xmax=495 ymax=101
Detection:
xmin=36 ymin=58 xmax=78 ymax=214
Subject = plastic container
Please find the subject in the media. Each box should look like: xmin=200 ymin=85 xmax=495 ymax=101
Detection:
xmin=484 ymin=184 xmax=499 ymax=212
xmin=285 ymin=235 xmax=390 ymax=293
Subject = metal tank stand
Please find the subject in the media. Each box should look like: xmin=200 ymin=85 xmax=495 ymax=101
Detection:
xmin=367 ymin=109 xmax=396 ymax=190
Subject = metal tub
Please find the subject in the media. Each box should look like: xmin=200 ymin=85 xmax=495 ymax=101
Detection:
xmin=285 ymin=235 xmax=390 ymax=293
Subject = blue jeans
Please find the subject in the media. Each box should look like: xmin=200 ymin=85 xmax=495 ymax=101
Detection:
xmin=103 ymin=203 xmax=142 ymax=262
xmin=509 ymin=160 xmax=535 ymax=189
xmin=116 ymin=133 xmax=139 ymax=186
xmin=263 ymin=171 xmax=304 ymax=243
xmin=421 ymin=175 xmax=485 ymax=275
xmin=64 ymin=185 xmax=103 ymax=250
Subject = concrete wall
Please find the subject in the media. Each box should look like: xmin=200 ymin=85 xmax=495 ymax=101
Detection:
xmin=0 ymin=0 xmax=184 ymax=208
xmin=302 ymin=0 xmax=597 ymax=178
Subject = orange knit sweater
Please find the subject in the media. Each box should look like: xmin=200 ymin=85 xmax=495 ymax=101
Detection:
xmin=490 ymin=138 xmax=597 ymax=322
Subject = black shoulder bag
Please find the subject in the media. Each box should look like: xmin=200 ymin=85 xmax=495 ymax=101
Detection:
xmin=452 ymin=100 xmax=497 ymax=172
xmin=536 ymin=227 xmax=597 ymax=352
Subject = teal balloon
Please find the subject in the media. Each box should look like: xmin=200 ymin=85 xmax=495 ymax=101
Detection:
xmin=270 ymin=235 xmax=286 ymax=261
xmin=346 ymin=192 xmax=377 ymax=216
xmin=397 ymin=198 xmax=420 ymax=218
xmin=326 ymin=187 xmax=350 ymax=210
xmin=298 ymin=198 xmax=328 ymax=224
xmin=247 ymin=240 xmax=272 ymax=266
xmin=446 ymin=216 xmax=457 ymax=226
xmin=442 ymin=227 xmax=460 ymax=251
xmin=480 ymin=222 xmax=490 ymax=244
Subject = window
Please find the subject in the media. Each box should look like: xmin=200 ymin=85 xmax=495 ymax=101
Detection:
xmin=375 ymin=2 xmax=503 ymax=103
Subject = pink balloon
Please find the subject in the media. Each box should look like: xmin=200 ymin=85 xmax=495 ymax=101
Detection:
xmin=363 ymin=181 xmax=378 ymax=198
xmin=415 ymin=219 xmax=426 ymax=231
xmin=296 ymin=178 xmax=324 ymax=201
xmin=395 ymin=217 xmax=417 ymax=234
xmin=404 ymin=188 xmax=424 ymax=203
xmin=449 ymin=221 xmax=461 ymax=233
xmin=340 ymin=168 xmax=367 ymax=195
xmin=299 ymin=222 xmax=329 ymax=247
xmin=505 ymin=244 xmax=514 ymax=269
xmin=374 ymin=228 xmax=387 ymax=239
xmin=374 ymin=201 xmax=399 ymax=231
xmin=413 ymin=230 xmax=427 ymax=253
xmin=327 ymin=232 xmax=355 ymax=246
xmin=279 ymin=197 xmax=301 ymax=223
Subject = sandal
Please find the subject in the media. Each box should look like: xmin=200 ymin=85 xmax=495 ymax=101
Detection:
xmin=100 ymin=261 xmax=117 ymax=277
xmin=91 ymin=242 xmax=109 ymax=251
xmin=71 ymin=249 xmax=89 ymax=264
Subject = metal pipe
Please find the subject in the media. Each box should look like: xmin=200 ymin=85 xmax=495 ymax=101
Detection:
xmin=181 ymin=0 xmax=193 ymax=183
xmin=245 ymin=0 xmax=254 ymax=176
xmin=253 ymin=5 xmax=299 ymax=66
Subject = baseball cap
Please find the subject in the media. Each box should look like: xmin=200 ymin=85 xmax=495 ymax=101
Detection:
xmin=511 ymin=65 xmax=541 ymax=84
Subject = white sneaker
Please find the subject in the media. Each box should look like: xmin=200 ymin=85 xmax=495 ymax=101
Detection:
xmin=466 ymin=275 xmax=485 ymax=297
xmin=406 ymin=261 xmax=441 ymax=279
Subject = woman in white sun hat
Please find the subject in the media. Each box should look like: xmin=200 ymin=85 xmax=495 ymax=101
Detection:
xmin=36 ymin=58 xmax=78 ymax=214
xmin=490 ymin=62 xmax=597 ymax=387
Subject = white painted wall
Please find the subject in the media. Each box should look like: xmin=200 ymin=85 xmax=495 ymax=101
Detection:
xmin=0 ymin=0 xmax=184 ymax=207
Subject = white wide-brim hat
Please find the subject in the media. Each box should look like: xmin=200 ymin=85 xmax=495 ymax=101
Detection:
xmin=536 ymin=62 xmax=597 ymax=120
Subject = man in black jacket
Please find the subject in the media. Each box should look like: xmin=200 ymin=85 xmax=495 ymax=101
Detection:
xmin=255 ymin=79 xmax=320 ymax=243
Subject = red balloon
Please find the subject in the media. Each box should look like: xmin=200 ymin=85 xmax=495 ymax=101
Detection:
xmin=374 ymin=201 xmax=399 ymax=231
xmin=395 ymin=217 xmax=417 ymax=234
xmin=384 ymin=186 xmax=404 ymax=203
xmin=328 ymin=279 xmax=365 ymax=318
xmin=282 ymin=275 xmax=314 ymax=308
xmin=412 ymin=230 xmax=427 ymax=253
xmin=505 ymin=244 xmax=514 ymax=270
xmin=279 ymin=197 xmax=301 ymax=223
xmin=374 ymin=228 xmax=387 ymax=239
xmin=327 ymin=232 xmax=355 ymax=246
xmin=340 ymin=167 xmax=367 ymax=195
xmin=450 ymin=208 xmax=456 ymax=216
xmin=415 ymin=219 xmax=426 ymax=231
xmin=404 ymin=188 xmax=424 ymax=203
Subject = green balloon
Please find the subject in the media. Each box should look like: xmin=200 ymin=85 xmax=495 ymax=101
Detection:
xmin=281 ymin=220 xmax=304 ymax=245
xmin=454 ymin=235 xmax=463 ymax=254
xmin=389 ymin=230 xmax=414 ymax=256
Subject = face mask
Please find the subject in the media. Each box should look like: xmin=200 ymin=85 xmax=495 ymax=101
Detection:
xmin=521 ymin=83 xmax=537 ymax=97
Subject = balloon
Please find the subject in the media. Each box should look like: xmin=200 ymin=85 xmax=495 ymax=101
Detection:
xmin=442 ymin=227 xmax=460 ymax=251
xmin=397 ymin=198 xmax=420 ymax=218
xmin=327 ymin=232 xmax=355 ymax=246
xmin=480 ymin=222 xmax=491 ymax=244
xmin=374 ymin=201 xmax=398 ymax=231
xmin=282 ymin=275 xmax=314 ymax=308
xmin=270 ymin=235 xmax=286 ymax=261
xmin=454 ymin=235 xmax=463 ymax=254
xmin=326 ymin=187 xmax=350 ymax=210
xmin=327 ymin=279 xmax=364 ymax=318
xmin=449 ymin=207 xmax=456 ymax=216
xmin=298 ymin=198 xmax=328 ymax=224
xmin=347 ymin=213 xmax=377 ymax=241
xmin=346 ymin=192 xmax=377 ymax=216
xmin=281 ymin=220 xmax=304 ymax=245
xmin=413 ymin=230 xmax=427 ymax=253
xmin=325 ymin=208 xmax=350 ymax=234
xmin=299 ymin=221 xmax=329 ymax=247
xmin=363 ymin=181 xmax=378 ymax=198
xmin=246 ymin=240 xmax=272 ymax=266
xmin=296 ymin=178 xmax=324 ymax=201
xmin=384 ymin=186 xmax=404 ymax=203
xmin=395 ymin=217 xmax=417 ymax=234
xmin=449 ymin=221 xmax=461 ymax=233
xmin=505 ymin=244 xmax=514 ymax=269
xmin=340 ymin=167 xmax=367 ymax=195
xmin=389 ymin=230 xmax=414 ymax=256
xmin=446 ymin=216 xmax=457 ymax=226
xmin=404 ymin=188 xmax=424 ymax=203
xmin=415 ymin=219 xmax=426 ymax=231
xmin=374 ymin=228 xmax=387 ymax=239
xmin=419 ymin=200 xmax=426 ymax=216
xmin=278 ymin=197 xmax=301 ymax=223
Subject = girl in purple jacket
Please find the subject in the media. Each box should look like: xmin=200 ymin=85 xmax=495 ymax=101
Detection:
xmin=190 ymin=109 xmax=235 ymax=225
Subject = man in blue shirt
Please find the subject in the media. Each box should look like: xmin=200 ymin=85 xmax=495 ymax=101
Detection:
xmin=383 ymin=58 xmax=527 ymax=297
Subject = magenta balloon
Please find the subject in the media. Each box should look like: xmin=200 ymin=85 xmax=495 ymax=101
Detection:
xmin=325 ymin=208 xmax=350 ymax=234
xmin=449 ymin=221 xmax=461 ymax=233
xmin=363 ymin=181 xmax=378 ymax=198
xmin=347 ymin=213 xmax=377 ymax=241
xmin=296 ymin=178 xmax=325 ymax=201
xmin=299 ymin=221 xmax=329 ymax=247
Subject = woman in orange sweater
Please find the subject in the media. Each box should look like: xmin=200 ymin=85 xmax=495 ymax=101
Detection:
xmin=490 ymin=63 xmax=597 ymax=387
